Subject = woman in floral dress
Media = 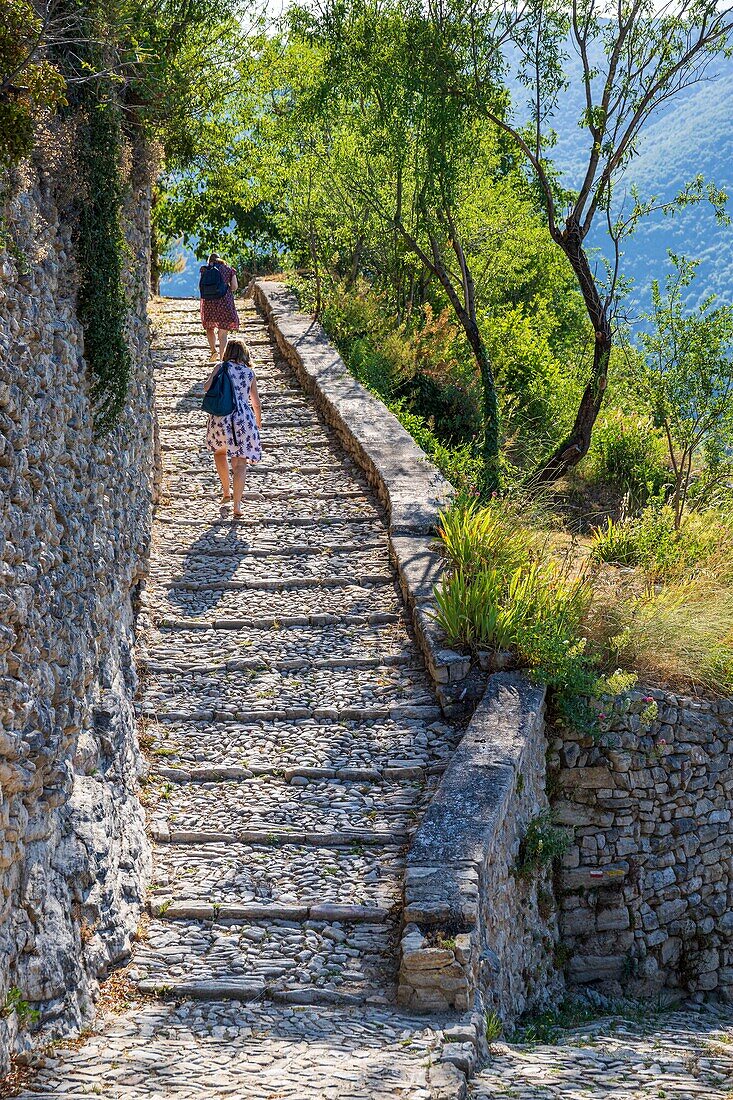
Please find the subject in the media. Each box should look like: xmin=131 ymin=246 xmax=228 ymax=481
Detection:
xmin=204 ymin=338 xmax=262 ymax=519
xmin=200 ymin=253 xmax=240 ymax=361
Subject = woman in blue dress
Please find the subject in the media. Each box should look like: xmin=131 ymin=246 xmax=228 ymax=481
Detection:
xmin=204 ymin=338 xmax=263 ymax=518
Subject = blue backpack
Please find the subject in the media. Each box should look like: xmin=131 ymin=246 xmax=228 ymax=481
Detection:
xmin=202 ymin=362 xmax=235 ymax=416
xmin=199 ymin=262 xmax=228 ymax=300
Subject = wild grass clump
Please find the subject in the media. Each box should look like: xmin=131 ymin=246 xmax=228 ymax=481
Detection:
xmin=436 ymin=495 xmax=733 ymax=698
xmin=434 ymin=497 xmax=592 ymax=691
xmin=589 ymin=575 xmax=733 ymax=695
xmin=591 ymin=504 xmax=733 ymax=582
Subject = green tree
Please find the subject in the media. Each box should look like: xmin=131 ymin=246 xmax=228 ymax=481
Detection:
xmin=632 ymin=254 xmax=733 ymax=527
xmin=439 ymin=0 xmax=733 ymax=483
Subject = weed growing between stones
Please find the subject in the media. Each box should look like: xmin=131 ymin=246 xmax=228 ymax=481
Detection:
xmin=515 ymin=812 xmax=570 ymax=881
xmin=509 ymin=993 xmax=673 ymax=1045
xmin=1 ymin=988 xmax=40 ymax=1028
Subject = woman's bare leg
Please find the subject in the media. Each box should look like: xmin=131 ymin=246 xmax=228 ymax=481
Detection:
xmin=232 ymin=457 xmax=247 ymax=516
xmin=213 ymin=448 xmax=230 ymax=500
xmin=218 ymin=327 xmax=228 ymax=361
xmin=206 ymin=327 xmax=217 ymax=359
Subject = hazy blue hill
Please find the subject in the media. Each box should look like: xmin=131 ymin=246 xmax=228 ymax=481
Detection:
xmin=513 ymin=50 xmax=733 ymax=307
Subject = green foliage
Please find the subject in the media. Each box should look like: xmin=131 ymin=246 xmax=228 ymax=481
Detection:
xmin=485 ymin=1011 xmax=503 ymax=1044
xmin=591 ymin=504 xmax=733 ymax=582
xmin=515 ymin=812 xmax=570 ymax=880
xmin=0 ymin=0 xmax=66 ymax=167
xmin=75 ymin=92 xmax=131 ymax=436
xmin=630 ymin=254 xmax=733 ymax=525
xmin=583 ymin=408 xmax=670 ymax=510
xmin=2 ymin=987 xmax=40 ymax=1027
xmin=435 ymin=497 xmax=592 ymax=690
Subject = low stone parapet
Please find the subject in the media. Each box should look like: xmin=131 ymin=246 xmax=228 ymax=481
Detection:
xmin=251 ymin=279 xmax=472 ymax=707
xmin=397 ymin=672 xmax=562 ymax=1021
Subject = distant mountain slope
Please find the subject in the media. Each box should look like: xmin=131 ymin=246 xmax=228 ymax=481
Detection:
xmin=513 ymin=51 xmax=733 ymax=307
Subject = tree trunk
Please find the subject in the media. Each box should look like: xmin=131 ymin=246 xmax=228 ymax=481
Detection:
xmin=529 ymin=222 xmax=611 ymax=485
xmin=308 ymin=225 xmax=322 ymax=317
xmin=464 ymin=316 xmax=500 ymax=492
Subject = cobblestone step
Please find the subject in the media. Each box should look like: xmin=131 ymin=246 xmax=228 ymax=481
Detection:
xmin=129 ymin=917 xmax=398 ymax=1004
xmin=143 ymin=715 xmax=458 ymax=772
xmin=154 ymin=495 xmax=382 ymax=524
xmin=140 ymin=622 xmax=408 ymax=668
xmin=150 ymin=548 xmax=389 ymax=586
xmin=141 ymin=664 xmax=436 ymax=719
xmin=151 ymin=515 xmax=385 ymax=552
xmin=150 ymin=841 xmax=404 ymax=909
xmin=148 ymin=579 xmax=404 ymax=625
xmin=161 ymin=467 xmax=370 ymax=498
xmin=14 ymin=1001 xmax=442 ymax=1100
xmin=147 ymin=773 xmax=435 ymax=838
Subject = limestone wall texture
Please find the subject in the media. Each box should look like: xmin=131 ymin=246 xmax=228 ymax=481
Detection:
xmin=549 ymin=687 xmax=733 ymax=1000
xmin=0 ymin=153 xmax=155 ymax=1073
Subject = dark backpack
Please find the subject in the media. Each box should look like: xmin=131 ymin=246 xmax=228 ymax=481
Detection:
xmin=202 ymin=362 xmax=235 ymax=416
xmin=199 ymin=262 xmax=228 ymax=300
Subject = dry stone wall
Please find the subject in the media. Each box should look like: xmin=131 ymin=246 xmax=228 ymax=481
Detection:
xmin=0 ymin=155 xmax=155 ymax=1074
xmin=549 ymin=687 xmax=733 ymax=1000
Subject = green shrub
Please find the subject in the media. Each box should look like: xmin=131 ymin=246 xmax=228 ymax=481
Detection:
xmin=515 ymin=812 xmax=570 ymax=879
xmin=583 ymin=409 xmax=669 ymax=508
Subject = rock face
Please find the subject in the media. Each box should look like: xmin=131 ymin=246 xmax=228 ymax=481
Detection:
xmin=0 ymin=154 xmax=155 ymax=1073
xmin=549 ymin=687 xmax=733 ymax=998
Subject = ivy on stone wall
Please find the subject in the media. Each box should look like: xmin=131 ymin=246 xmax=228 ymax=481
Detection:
xmin=75 ymin=91 xmax=132 ymax=436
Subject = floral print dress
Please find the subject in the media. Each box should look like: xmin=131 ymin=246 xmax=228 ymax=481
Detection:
xmin=206 ymin=361 xmax=262 ymax=462
xmin=200 ymin=260 xmax=240 ymax=332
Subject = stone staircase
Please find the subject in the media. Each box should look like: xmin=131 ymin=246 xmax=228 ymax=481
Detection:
xmin=11 ymin=296 xmax=465 ymax=1098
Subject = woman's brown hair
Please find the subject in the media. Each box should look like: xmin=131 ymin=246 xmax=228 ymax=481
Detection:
xmin=224 ymin=338 xmax=251 ymax=365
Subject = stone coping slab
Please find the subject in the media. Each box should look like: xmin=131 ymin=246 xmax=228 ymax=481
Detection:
xmin=251 ymin=279 xmax=470 ymax=700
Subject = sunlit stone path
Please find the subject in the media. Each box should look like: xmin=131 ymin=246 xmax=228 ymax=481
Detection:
xmin=12 ymin=296 xmax=463 ymax=1098
xmin=469 ymin=1002 xmax=733 ymax=1100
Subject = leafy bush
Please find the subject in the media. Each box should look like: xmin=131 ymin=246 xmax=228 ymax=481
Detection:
xmin=0 ymin=0 xmax=66 ymax=167
xmin=583 ymin=409 xmax=669 ymax=509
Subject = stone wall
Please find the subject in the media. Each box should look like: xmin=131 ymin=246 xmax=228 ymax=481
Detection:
xmin=397 ymin=673 xmax=562 ymax=1024
xmin=549 ymin=687 xmax=733 ymax=1000
xmin=0 ymin=151 xmax=155 ymax=1073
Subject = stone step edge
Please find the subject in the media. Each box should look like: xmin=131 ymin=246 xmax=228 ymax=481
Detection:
xmin=161 ymin=572 xmax=394 ymax=593
xmin=142 ymin=655 xmax=422 ymax=675
xmin=139 ymin=704 xmax=442 ymax=723
xmin=135 ymin=979 xmax=382 ymax=1008
xmin=150 ymin=762 xmax=445 ymax=783
xmin=147 ymin=899 xmax=395 ymax=923
xmin=153 ymin=540 xmax=386 ymax=557
xmin=150 ymin=826 xmax=411 ymax=847
xmin=154 ymin=611 xmax=403 ymax=630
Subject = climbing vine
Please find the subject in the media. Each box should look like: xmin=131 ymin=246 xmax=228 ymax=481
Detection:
xmin=75 ymin=87 xmax=132 ymax=436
